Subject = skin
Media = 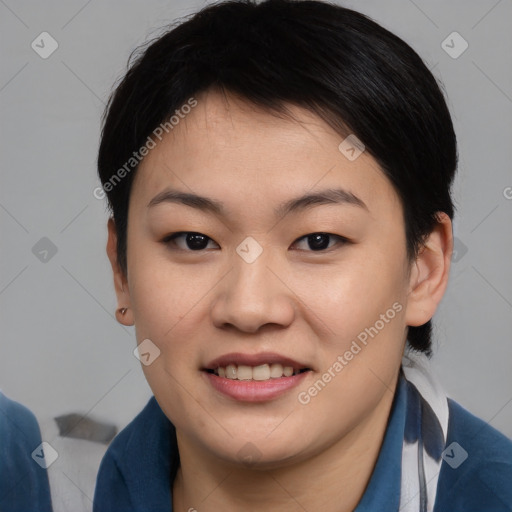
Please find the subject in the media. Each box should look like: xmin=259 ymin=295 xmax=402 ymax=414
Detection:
xmin=107 ymin=88 xmax=453 ymax=512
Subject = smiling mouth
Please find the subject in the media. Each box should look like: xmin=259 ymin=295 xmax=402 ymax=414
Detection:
xmin=205 ymin=363 xmax=311 ymax=381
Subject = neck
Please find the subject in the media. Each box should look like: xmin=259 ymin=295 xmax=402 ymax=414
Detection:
xmin=173 ymin=374 xmax=399 ymax=512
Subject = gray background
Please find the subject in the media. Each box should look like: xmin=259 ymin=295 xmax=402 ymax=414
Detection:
xmin=1 ymin=0 xmax=511 ymax=443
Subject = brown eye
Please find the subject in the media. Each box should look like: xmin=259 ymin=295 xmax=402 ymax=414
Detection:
xmin=292 ymin=233 xmax=347 ymax=252
xmin=163 ymin=232 xmax=219 ymax=251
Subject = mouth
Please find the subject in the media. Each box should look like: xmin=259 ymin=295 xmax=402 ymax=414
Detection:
xmin=202 ymin=353 xmax=312 ymax=402
xmin=204 ymin=364 xmax=310 ymax=381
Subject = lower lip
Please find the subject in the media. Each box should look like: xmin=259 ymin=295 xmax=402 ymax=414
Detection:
xmin=203 ymin=371 xmax=311 ymax=402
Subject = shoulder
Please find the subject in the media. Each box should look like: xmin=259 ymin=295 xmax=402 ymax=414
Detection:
xmin=434 ymin=398 xmax=512 ymax=511
xmin=93 ymin=396 xmax=174 ymax=512
xmin=0 ymin=391 xmax=53 ymax=512
xmin=100 ymin=395 xmax=165 ymax=464
xmin=0 ymin=390 xmax=41 ymax=443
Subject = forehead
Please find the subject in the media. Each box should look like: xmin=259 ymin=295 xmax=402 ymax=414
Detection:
xmin=130 ymin=90 xmax=400 ymax=218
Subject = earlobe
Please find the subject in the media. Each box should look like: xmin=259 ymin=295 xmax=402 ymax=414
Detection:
xmin=404 ymin=212 xmax=453 ymax=327
xmin=106 ymin=217 xmax=134 ymax=326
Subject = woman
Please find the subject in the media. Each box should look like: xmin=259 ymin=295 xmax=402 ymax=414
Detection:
xmin=93 ymin=0 xmax=512 ymax=510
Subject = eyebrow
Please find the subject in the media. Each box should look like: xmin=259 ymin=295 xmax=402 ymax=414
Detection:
xmin=147 ymin=187 xmax=368 ymax=218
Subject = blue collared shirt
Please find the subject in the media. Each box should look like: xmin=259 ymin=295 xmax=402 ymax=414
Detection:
xmin=93 ymin=376 xmax=512 ymax=511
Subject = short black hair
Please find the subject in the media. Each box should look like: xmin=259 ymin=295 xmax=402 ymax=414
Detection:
xmin=97 ymin=0 xmax=458 ymax=356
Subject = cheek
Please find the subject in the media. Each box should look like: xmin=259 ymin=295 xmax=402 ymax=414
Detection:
xmin=291 ymin=254 xmax=406 ymax=345
xmin=130 ymin=256 xmax=206 ymax=423
xmin=127 ymin=260 xmax=206 ymax=399
xmin=128 ymin=244 xmax=202 ymax=336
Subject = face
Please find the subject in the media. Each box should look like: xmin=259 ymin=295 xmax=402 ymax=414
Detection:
xmin=112 ymin=89 xmax=415 ymax=467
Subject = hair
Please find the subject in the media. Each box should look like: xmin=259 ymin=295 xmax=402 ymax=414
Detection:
xmin=97 ymin=0 xmax=458 ymax=356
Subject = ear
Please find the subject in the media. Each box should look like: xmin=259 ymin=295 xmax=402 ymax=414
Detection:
xmin=106 ymin=217 xmax=134 ymax=326
xmin=404 ymin=212 xmax=453 ymax=327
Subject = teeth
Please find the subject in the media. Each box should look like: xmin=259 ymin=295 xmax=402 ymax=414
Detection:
xmin=225 ymin=364 xmax=237 ymax=379
xmin=237 ymin=365 xmax=252 ymax=380
xmin=253 ymin=364 xmax=270 ymax=381
xmin=213 ymin=363 xmax=305 ymax=380
xmin=270 ymin=363 xmax=284 ymax=378
xmin=283 ymin=366 xmax=293 ymax=377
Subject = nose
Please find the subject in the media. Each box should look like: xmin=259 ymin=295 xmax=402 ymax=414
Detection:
xmin=210 ymin=247 xmax=296 ymax=334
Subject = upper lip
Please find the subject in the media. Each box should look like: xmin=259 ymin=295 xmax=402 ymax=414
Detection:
xmin=204 ymin=352 xmax=311 ymax=371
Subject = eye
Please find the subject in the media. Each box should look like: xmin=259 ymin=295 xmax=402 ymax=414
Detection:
xmin=291 ymin=232 xmax=347 ymax=252
xmin=162 ymin=231 xmax=347 ymax=253
xmin=162 ymin=232 xmax=219 ymax=251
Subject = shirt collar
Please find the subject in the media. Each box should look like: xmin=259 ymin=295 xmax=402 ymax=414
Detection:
xmin=354 ymin=373 xmax=407 ymax=512
xmin=115 ymin=396 xmax=175 ymax=510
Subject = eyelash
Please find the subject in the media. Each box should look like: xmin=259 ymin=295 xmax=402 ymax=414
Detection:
xmin=161 ymin=231 xmax=348 ymax=253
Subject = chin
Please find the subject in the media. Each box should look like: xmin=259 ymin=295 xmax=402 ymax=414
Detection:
xmin=197 ymin=428 xmax=316 ymax=470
